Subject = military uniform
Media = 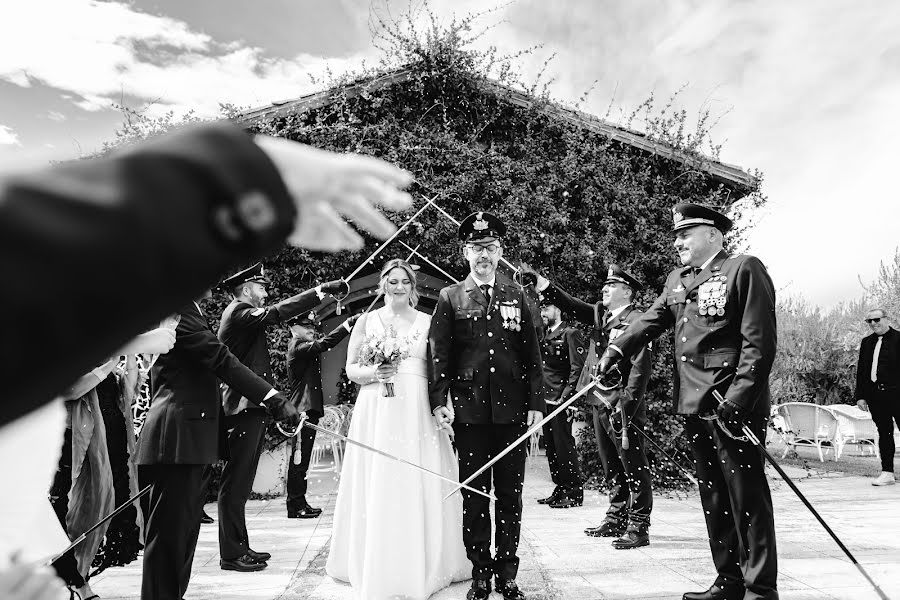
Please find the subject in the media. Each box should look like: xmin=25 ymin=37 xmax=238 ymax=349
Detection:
xmin=135 ymin=302 xmax=279 ymax=600
xmin=428 ymin=212 xmax=544 ymax=593
xmin=217 ymin=263 xmax=321 ymax=563
xmin=610 ymin=204 xmax=778 ymax=600
xmin=538 ymin=321 xmax=586 ymax=506
xmin=541 ymin=266 xmax=654 ymax=543
xmin=285 ymin=315 xmax=353 ymax=516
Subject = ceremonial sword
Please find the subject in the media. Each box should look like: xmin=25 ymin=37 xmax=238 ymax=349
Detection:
xmin=711 ymin=390 xmax=890 ymax=600
xmin=276 ymin=418 xmax=495 ymax=501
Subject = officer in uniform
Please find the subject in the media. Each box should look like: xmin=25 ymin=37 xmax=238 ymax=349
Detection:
xmin=599 ymin=203 xmax=778 ymax=600
xmin=537 ymin=265 xmax=653 ymax=548
xmin=284 ymin=311 xmax=359 ymax=518
xmin=429 ymin=211 xmax=544 ymax=600
xmin=536 ymin=303 xmax=586 ymax=509
xmin=217 ymin=263 xmax=348 ymax=571
xmin=135 ymin=292 xmax=300 ymax=600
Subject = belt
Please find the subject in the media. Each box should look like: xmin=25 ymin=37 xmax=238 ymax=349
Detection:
xmin=874 ymin=382 xmax=898 ymax=392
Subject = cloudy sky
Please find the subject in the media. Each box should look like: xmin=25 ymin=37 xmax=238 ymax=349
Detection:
xmin=2 ymin=0 xmax=898 ymax=308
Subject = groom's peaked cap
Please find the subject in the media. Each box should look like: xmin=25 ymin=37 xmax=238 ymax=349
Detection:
xmin=458 ymin=211 xmax=506 ymax=242
xmin=222 ymin=262 xmax=269 ymax=290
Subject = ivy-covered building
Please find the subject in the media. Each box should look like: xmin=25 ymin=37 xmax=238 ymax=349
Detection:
xmin=230 ymin=49 xmax=760 ymax=486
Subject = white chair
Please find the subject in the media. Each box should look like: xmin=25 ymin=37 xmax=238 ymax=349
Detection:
xmin=826 ymin=404 xmax=879 ymax=459
xmin=775 ymin=402 xmax=839 ymax=462
xmin=527 ymin=429 xmax=542 ymax=464
xmin=307 ymin=406 xmax=344 ymax=473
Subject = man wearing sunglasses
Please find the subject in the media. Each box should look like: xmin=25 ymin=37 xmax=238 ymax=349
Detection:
xmin=855 ymin=309 xmax=900 ymax=486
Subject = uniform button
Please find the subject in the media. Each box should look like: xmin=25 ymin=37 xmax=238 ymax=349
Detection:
xmin=681 ymin=356 xmax=687 ymax=362
xmin=682 ymin=337 xmax=687 ymax=342
xmin=488 ymin=332 xmax=493 ymax=337
xmin=686 ymin=299 xmax=691 ymax=304
xmin=490 ymin=367 xmax=496 ymax=373
xmin=201 ymin=412 xmax=206 ymax=417
xmin=486 ymin=315 xmax=491 ymax=320
xmin=489 ymin=349 xmax=494 ymax=355
xmin=683 ymin=317 xmax=688 ymax=323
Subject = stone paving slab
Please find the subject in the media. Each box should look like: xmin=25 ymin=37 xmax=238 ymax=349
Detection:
xmin=89 ymin=455 xmax=900 ymax=600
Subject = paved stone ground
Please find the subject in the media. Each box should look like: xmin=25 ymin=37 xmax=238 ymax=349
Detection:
xmin=91 ymin=451 xmax=899 ymax=600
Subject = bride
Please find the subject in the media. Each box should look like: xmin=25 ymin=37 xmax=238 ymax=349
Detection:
xmin=326 ymin=258 xmax=469 ymax=599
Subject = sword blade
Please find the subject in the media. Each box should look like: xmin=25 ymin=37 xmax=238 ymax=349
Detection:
xmin=442 ymin=379 xmax=599 ymax=501
xmin=304 ymin=421 xmax=496 ymax=501
xmin=626 ymin=423 xmax=698 ymax=486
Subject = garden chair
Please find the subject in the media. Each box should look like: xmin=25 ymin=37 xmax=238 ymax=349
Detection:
xmin=774 ymin=402 xmax=839 ymax=462
xmin=527 ymin=429 xmax=542 ymax=464
xmin=308 ymin=406 xmax=345 ymax=473
xmin=826 ymin=404 xmax=879 ymax=459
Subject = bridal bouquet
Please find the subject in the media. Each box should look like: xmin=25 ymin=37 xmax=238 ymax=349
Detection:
xmin=357 ymin=326 xmax=419 ymax=397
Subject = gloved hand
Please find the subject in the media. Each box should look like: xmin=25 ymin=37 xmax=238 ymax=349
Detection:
xmin=716 ymin=397 xmax=745 ymax=427
xmin=321 ymin=279 xmax=349 ymax=296
xmin=518 ymin=262 xmax=539 ymax=288
xmin=597 ymin=346 xmax=622 ymax=376
xmin=266 ymin=393 xmax=302 ymax=426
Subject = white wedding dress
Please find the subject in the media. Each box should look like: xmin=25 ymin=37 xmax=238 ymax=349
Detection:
xmin=326 ymin=310 xmax=469 ymax=600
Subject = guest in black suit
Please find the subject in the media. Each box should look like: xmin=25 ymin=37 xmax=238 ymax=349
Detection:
xmin=538 ymin=265 xmax=654 ymax=549
xmin=216 ymin=263 xmax=347 ymax=569
xmin=536 ymin=303 xmax=586 ymax=509
xmin=855 ymin=308 xmax=900 ymax=486
xmin=599 ymin=204 xmax=778 ymax=600
xmin=284 ymin=312 xmax=358 ymax=518
xmin=135 ymin=291 xmax=300 ymax=599
xmin=0 ymin=122 xmax=413 ymax=430
xmin=429 ymin=212 xmax=544 ymax=600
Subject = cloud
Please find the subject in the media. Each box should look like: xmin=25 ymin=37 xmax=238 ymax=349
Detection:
xmin=0 ymin=125 xmax=21 ymax=146
xmin=0 ymin=0 xmax=376 ymax=117
xmin=46 ymin=111 xmax=66 ymax=122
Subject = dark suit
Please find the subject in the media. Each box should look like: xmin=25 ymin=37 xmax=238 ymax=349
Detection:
xmin=285 ymin=322 xmax=351 ymax=510
xmin=135 ymin=302 xmax=274 ymax=600
xmin=0 ymin=123 xmax=296 ymax=429
xmin=541 ymin=284 xmax=654 ymax=526
xmin=613 ymin=250 xmax=778 ymax=599
xmin=429 ymin=274 xmax=544 ymax=581
xmin=216 ymin=290 xmax=319 ymax=560
xmin=540 ymin=322 xmax=586 ymax=493
xmin=855 ymin=327 xmax=900 ymax=472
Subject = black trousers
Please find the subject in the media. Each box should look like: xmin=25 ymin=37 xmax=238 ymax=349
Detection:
xmin=684 ymin=416 xmax=778 ymax=600
xmin=455 ymin=423 xmax=527 ymax=582
xmin=869 ymin=391 xmax=900 ymax=473
xmin=139 ymin=463 xmax=205 ymax=600
xmin=286 ymin=414 xmax=319 ymax=510
xmin=593 ymin=408 xmax=653 ymax=525
xmin=542 ymin=406 xmax=582 ymax=492
xmin=49 ymin=427 xmax=87 ymax=589
xmin=218 ymin=410 xmax=268 ymax=560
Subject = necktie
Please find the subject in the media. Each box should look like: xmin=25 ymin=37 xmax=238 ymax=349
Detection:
xmin=481 ymin=284 xmax=491 ymax=305
xmin=871 ymin=336 xmax=882 ymax=383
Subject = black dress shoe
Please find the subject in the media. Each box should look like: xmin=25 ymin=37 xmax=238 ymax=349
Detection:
xmin=287 ymin=506 xmax=322 ymax=519
xmin=220 ymin=554 xmax=267 ymax=572
xmin=494 ymin=578 xmax=526 ymax=600
xmin=682 ymin=582 xmax=745 ymax=600
xmin=466 ymin=579 xmax=491 ymax=600
xmin=246 ymin=548 xmax=271 ymax=562
xmin=537 ymin=486 xmax=562 ymax=504
xmin=612 ymin=523 xmax=649 ymax=549
xmin=200 ymin=511 xmax=214 ymax=524
xmin=549 ymin=491 xmax=583 ymax=508
xmin=585 ymin=520 xmax=625 ymax=537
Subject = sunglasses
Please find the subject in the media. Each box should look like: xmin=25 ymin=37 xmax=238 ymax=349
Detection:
xmin=865 ymin=318 xmax=882 ymax=324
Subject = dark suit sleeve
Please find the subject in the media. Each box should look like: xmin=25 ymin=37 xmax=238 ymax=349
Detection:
xmin=0 ymin=122 xmax=296 ymax=427
xmin=520 ymin=295 xmax=546 ymax=414
xmin=540 ymin=282 xmax=598 ymax=327
xmin=271 ymin=288 xmax=321 ymax=323
xmin=725 ymin=256 xmax=777 ymax=411
xmin=560 ymin=328 xmax=586 ymax=401
xmin=612 ymin=281 xmax=675 ymax=359
xmin=428 ymin=288 xmax=454 ymax=411
xmin=179 ymin=308 xmax=273 ymax=404
xmin=291 ymin=323 xmax=351 ymax=359
xmin=623 ymin=339 xmax=652 ymax=416
xmin=854 ymin=338 xmax=869 ymax=400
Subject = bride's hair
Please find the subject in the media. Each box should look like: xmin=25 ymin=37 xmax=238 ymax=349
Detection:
xmin=379 ymin=259 xmax=419 ymax=308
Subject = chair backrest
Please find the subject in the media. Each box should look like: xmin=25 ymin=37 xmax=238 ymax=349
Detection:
xmin=778 ymin=402 xmax=838 ymax=440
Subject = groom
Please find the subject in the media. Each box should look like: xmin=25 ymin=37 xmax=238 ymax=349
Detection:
xmin=429 ymin=211 xmax=544 ymax=600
